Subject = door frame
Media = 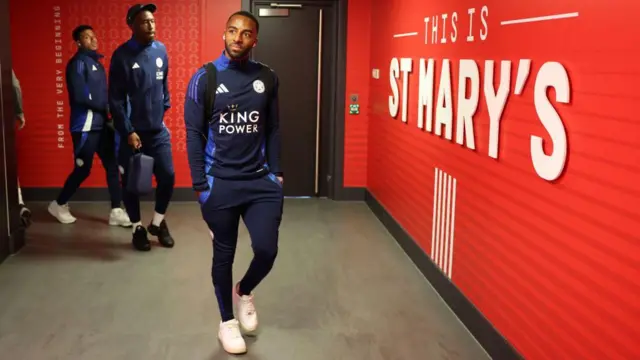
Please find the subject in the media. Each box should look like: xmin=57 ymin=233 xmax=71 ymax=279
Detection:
xmin=0 ymin=0 xmax=24 ymax=263
xmin=242 ymin=0 xmax=352 ymax=201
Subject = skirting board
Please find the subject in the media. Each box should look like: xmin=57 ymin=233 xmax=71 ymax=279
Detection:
xmin=336 ymin=186 xmax=366 ymax=201
xmin=22 ymin=187 xmax=197 ymax=203
xmin=21 ymin=187 xmax=367 ymax=202
xmin=364 ymin=190 xmax=524 ymax=360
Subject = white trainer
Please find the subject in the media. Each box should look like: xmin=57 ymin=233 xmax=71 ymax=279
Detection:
xmin=109 ymin=208 xmax=132 ymax=227
xmin=218 ymin=319 xmax=247 ymax=354
xmin=48 ymin=200 xmax=77 ymax=224
xmin=234 ymin=284 xmax=259 ymax=334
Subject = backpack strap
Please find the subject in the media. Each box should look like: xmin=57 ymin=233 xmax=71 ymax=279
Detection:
xmin=256 ymin=62 xmax=276 ymax=99
xmin=203 ymin=62 xmax=217 ymax=125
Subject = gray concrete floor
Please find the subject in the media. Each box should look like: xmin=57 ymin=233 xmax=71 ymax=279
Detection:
xmin=0 ymin=199 xmax=489 ymax=360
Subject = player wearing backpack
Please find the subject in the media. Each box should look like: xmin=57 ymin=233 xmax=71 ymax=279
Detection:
xmin=183 ymin=10 xmax=283 ymax=355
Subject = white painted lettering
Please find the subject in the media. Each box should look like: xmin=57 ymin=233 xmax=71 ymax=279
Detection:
xmin=54 ymin=7 xmax=65 ymax=148
xmin=388 ymin=58 xmax=400 ymax=118
xmin=417 ymin=59 xmax=435 ymax=131
xmin=451 ymin=12 xmax=458 ymax=43
xmin=455 ymin=59 xmax=479 ymax=149
xmin=485 ymin=60 xmax=511 ymax=159
xmin=532 ymin=62 xmax=569 ymax=181
xmin=387 ymin=57 xmax=571 ymax=182
xmin=431 ymin=15 xmax=439 ymax=44
xmin=400 ymin=58 xmax=413 ymax=123
xmin=467 ymin=8 xmax=475 ymax=42
xmin=435 ymin=59 xmax=453 ymax=140
xmin=480 ymin=5 xmax=489 ymax=41
xmin=440 ymin=14 xmax=448 ymax=44
xmin=423 ymin=10 xmax=467 ymax=45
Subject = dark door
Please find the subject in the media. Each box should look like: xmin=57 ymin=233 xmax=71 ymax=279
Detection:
xmin=0 ymin=71 xmax=7 ymax=262
xmin=0 ymin=0 xmax=11 ymax=264
xmin=250 ymin=1 xmax=336 ymax=197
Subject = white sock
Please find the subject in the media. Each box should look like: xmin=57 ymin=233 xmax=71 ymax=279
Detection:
xmin=132 ymin=221 xmax=142 ymax=233
xmin=17 ymin=184 xmax=23 ymax=205
xmin=152 ymin=212 xmax=165 ymax=226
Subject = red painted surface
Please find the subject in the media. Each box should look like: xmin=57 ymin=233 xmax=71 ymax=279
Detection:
xmin=343 ymin=0 xmax=370 ymax=187
xmin=366 ymin=0 xmax=640 ymax=358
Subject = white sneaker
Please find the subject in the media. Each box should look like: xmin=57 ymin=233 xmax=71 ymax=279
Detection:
xmin=48 ymin=201 xmax=77 ymax=224
xmin=109 ymin=208 xmax=132 ymax=227
xmin=218 ymin=319 xmax=247 ymax=354
xmin=234 ymin=283 xmax=259 ymax=334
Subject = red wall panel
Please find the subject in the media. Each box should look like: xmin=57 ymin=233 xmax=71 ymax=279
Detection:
xmin=9 ymin=0 xmax=239 ymax=188
xmin=368 ymin=0 xmax=640 ymax=359
xmin=343 ymin=0 xmax=369 ymax=187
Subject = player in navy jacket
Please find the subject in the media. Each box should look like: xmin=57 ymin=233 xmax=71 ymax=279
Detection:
xmin=48 ymin=24 xmax=131 ymax=228
xmin=184 ymin=11 xmax=283 ymax=355
xmin=109 ymin=4 xmax=175 ymax=251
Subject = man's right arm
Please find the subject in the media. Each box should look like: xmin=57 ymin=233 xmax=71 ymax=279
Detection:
xmin=66 ymin=58 xmax=107 ymax=112
xmin=108 ymin=51 xmax=134 ymax=136
xmin=184 ymin=69 xmax=209 ymax=192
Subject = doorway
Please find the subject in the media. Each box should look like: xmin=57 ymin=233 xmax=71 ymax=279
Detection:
xmin=0 ymin=0 xmax=11 ymax=263
xmin=0 ymin=61 xmax=8 ymax=263
xmin=0 ymin=0 xmax=23 ymax=263
xmin=246 ymin=1 xmax=339 ymax=197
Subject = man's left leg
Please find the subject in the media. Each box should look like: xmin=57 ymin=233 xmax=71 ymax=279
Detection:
xmin=146 ymin=128 xmax=175 ymax=247
xmin=97 ymin=126 xmax=131 ymax=227
xmin=235 ymin=175 xmax=284 ymax=333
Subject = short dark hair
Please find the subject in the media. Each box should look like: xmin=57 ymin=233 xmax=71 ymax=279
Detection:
xmin=227 ymin=11 xmax=259 ymax=33
xmin=72 ymin=25 xmax=93 ymax=41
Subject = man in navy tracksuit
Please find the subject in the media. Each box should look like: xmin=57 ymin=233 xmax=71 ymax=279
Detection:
xmin=48 ymin=25 xmax=131 ymax=227
xmin=109 ymin=4 xmax=175 ymax=251
xmin=184 ymin=11 xmax=283 ymax=355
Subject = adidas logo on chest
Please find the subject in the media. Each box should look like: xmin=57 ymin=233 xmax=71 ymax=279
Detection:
xmin=215 ymin=83 xmax=230 ymax=94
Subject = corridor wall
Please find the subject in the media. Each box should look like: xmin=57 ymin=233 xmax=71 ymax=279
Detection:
xmin=365 ymin=0 xmax=640 ymax=359
xmin=0 ymin=0 xmax=24 ymax=260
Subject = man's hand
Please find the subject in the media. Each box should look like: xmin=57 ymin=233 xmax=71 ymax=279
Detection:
xmin=128 ymin=132 xmax=142 ymax=149
xmin=16 ymin=115 xmax=25 ymax=130
xmin=276 ymin=176 xmax=284 ymax=185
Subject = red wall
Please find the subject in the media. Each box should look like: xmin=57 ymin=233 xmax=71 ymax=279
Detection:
xmin=367 ymin=0 xmax=640 ymax=359
xmin=343 ymin=0 xmax=369 ymax=187
xmin=9 ymin=0 xmax=239 ymax=188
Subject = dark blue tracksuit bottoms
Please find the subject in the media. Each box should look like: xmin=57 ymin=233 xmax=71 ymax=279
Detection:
xmin=118 ymin=127 xmax=175 ymax=224
xmin=199 ymin=173 xmax=284 ymax=322
xmin=57 ymin=126 xmax=121 ymax=208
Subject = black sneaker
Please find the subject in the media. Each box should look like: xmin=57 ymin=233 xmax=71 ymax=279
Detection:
xmin=132 ymin=225 xmax=151 ymax=251
xmin=147 ymin=220 xmax=174 ymax=248
xmin=19 ymin=205 xmax=32 ymax=228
